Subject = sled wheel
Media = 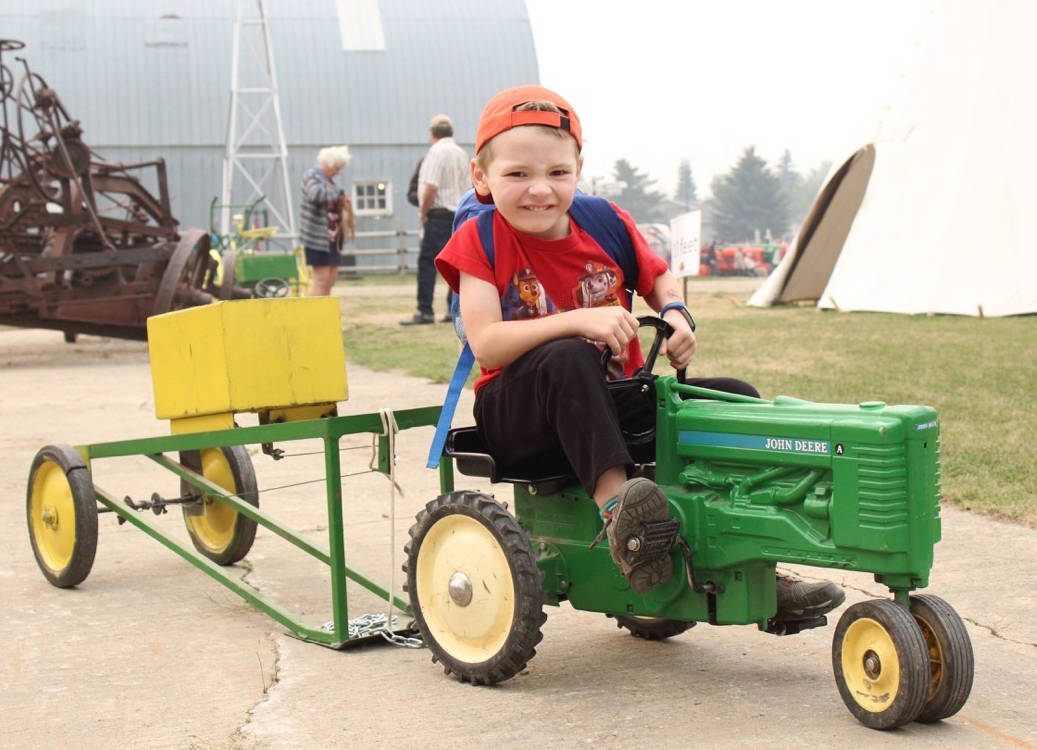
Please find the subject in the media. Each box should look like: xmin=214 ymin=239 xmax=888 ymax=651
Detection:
xmin=609 ymin=614 xmax=696 ymax=641
xmin=180 ymin=445 xmax=258 ymax=565
xmin=832 ymin=599 xmax=930 ymax=730
xmin=26 ymin=444 xmax=98 ymax=588
xmin=909 ymin=594 xmax=974 ymax=723
xmin=404 ymin=491 xmax=546 ymax=685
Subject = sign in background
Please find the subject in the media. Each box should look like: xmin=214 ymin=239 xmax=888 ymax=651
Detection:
xmin=669 ymin=210 xmax=702 ymax=278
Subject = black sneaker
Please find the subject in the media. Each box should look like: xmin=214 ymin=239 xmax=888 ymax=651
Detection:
xmin=606 ymin=478 xmax=673 ymax=594
xmin=400 ymin=311 xmax=435 ymax=325
xmin=774 ymin=572 xmax=845 ymax=619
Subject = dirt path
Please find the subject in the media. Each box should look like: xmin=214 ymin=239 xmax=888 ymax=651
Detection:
xmin=1 ymin=326 xmax=1035 ymax=750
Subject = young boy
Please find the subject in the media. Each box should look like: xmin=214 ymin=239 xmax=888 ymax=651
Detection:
xmin=435 ymin=86 xmax=843 ymax=617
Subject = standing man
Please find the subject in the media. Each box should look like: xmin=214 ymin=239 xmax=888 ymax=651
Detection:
xmin=401 ymin=114 xmax=469 ymax=325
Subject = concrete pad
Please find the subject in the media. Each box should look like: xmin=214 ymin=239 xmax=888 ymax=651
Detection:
xmin=1 ymin=328 xmax=1035 ymax=749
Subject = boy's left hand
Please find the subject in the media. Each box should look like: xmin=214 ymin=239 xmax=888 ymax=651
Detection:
xmin=660 ymin=311 xmax=696 ymax=370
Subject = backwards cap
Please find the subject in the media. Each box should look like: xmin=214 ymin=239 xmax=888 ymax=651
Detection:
xmin=474 ymin=84 xmax=582 ymax=155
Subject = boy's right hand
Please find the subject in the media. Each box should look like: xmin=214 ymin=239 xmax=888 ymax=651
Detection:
xmin=567 ymin=306 xmax=640 ymax=356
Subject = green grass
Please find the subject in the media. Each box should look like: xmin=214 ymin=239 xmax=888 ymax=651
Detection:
xmin=338 ymin=284 xmax=1037 ymax=525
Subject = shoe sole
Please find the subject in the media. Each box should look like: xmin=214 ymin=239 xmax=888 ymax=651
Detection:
xmin=607 ymin=478 xmax=672 ymax=592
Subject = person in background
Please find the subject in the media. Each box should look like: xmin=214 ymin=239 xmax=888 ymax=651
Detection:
xmin=401 ymin=115 xmax=469 ymax=325
xmin=300 ymin=145 xmax=350 ymax=296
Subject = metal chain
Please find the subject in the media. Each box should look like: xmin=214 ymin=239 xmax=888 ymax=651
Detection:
xmin=317 ymin=614 xmax=422 ymax=648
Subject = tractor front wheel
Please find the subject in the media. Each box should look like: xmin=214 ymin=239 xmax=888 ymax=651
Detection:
xmin=404 ymin=491 xmax=545 ymax=685
xmin=832 ymin=598 xmax=930 ymax=730
xmin=910 ymin=594 xmax=974 ymax=723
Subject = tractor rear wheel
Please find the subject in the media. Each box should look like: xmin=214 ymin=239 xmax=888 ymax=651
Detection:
xmin=609 ymin=614 xmax=696 ymax=641
xmin=405 ymin=491 xmax=545 ymax=685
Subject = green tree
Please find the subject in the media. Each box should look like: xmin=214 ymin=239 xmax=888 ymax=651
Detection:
xmin=775 ymin=149 xmax=800 ymax=204
xmin=710 ymin=146 xmax=789 ymax=242
xmin=612 ymin=158 xmax=666 ymax=222
xmin=674 ymin=158 xmax=697 ymax=208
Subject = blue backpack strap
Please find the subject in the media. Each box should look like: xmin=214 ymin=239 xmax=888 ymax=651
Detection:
xmin=426 ymin=342 xmax=476 ymax=469
xmin=568 ymin=194 xmax=638 ymax=306
xmin=476 ymin=208 xmax=496 ymax=266
xmin=452 ymin=188 xmax=493 ymax=233
xmin=427 ymin=211 xmax=496 ymax=469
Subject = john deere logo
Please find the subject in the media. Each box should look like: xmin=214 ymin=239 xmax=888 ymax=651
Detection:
xmin=679 ymin=431 xmax=831 ymax=456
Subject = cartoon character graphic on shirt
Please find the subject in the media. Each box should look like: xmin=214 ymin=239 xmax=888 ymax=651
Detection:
xmin=501 ymin=267 xmax=556 ymax=320
xmin=574 ymin=262 xmax=621 ymax=308
xmin=572 ymin=262 xmax=628 ymax=377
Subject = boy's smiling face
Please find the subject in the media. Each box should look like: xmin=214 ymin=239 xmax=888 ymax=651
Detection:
xmin=472 ymin=126 xmax=582 ymax=241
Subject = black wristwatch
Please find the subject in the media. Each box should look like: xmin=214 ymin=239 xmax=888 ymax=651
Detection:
xmin=659 ymin=301 xmax=696 ymax=332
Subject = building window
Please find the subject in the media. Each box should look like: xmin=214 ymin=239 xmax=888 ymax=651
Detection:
xmin=353 ymin=181 xmax=392 ymax=216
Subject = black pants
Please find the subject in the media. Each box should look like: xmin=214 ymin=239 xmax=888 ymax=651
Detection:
xmin=416 ymin=213 xmax=453 ymax=315
xmin=474 ymin=337 xmax=759 ymax=496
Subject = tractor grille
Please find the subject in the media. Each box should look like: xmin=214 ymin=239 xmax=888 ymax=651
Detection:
xmin=854 ymin=444 xmax=909 ymax=526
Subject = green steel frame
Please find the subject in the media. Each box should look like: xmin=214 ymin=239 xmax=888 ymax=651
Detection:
xmin=80 ymin=405 xmax=453 ymax=649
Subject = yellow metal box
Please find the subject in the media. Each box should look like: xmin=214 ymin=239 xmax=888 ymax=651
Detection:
xmin=147 ymin=297 xmax=348 ymax=425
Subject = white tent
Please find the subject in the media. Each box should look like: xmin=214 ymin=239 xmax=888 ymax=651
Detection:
xmin=749 ymin=2 xmax=1037 ymax=317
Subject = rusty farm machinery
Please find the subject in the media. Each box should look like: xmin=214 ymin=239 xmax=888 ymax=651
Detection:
xmin=0 ymin=39 xmax=247 ymax=341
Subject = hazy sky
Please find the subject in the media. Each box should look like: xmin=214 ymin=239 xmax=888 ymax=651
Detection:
xmin=524 ymin=0 xmax=931 ymax=197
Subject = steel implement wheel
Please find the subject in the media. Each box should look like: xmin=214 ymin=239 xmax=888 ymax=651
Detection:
xmin=909 ymin=594 xmax=974 ymax=722
xmin=180 ymin=445 xmax=258 ymax=565
xmin=26 ymin=444 xmax=98 ymax=588
xmin=218 ymin=249 xmax=239 ymax=300
xmin=832 ymin=599 xmax=930 ymax=730
xmin=609 ymin=614 xmax=696 ymax=641
xmin=151 ymin=229 xmax=214 ymax=315
xmin=404 ymin=491 xmax=546 ymax=685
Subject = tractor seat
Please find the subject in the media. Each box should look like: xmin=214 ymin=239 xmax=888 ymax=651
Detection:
xmin=444 ymin=427 xmax=655 ymax=495
xmin=445 ymin=427 xmax=578 ymax=494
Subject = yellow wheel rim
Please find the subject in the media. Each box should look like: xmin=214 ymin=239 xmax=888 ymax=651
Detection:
xmin=914 ymin=614 xmax=945 ymax=702
xmin=842 ymin=616 xmax=902 ymax=713
xmin=29 ymin=459 xmax=77 ymax=573
xmin=416 ymin=514 xmax=515 ymax=664
xmin=183 ymin=449 xmax=238 ymax=554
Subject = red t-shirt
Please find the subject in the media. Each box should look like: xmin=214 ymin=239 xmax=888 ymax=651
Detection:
xmin=435 ymin=204 xmax=668 ymax=393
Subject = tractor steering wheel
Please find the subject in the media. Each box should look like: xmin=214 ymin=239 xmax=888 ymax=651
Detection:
xmin=599 ymin=315 xmax=687 ymax=383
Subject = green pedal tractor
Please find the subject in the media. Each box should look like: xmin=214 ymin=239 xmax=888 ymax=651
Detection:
xmin=406 ymin=318 xmax=974 ymax=730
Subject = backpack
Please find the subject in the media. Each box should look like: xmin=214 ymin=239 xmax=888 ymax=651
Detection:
xmin=426 ymin=192 xmax=639 ymax=468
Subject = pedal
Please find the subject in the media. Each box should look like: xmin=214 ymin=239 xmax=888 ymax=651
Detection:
xmin=765 ymin=615 xmax=828 ymax=636
xmin=624 ymin=518 xmax=681 ymax=561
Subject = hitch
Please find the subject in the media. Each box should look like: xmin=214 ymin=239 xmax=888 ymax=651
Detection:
xmin=97 ymin=493 xmax=203 ymax=523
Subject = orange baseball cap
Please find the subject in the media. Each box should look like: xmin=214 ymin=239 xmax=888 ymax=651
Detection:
xmin=474 ymin=84 xmax=582 ymax=155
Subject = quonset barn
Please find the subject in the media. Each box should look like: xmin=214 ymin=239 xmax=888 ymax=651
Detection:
xmin=0 ymin=0 xmax=539 ymax=267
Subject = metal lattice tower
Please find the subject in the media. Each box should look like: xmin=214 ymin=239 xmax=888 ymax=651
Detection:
xmin=220 ymin=0 xmax=295 ymax=244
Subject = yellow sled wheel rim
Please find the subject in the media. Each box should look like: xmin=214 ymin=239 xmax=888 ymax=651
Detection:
xmin=841 ymin=617 xmax=901 ymax=713
xmin=29 ymin=459 xmax=78 ymax=572
xmin=415 ymin=513 xmax=515 ymax=664
xmin=184 ymin=448 xmax=238 ymax=554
